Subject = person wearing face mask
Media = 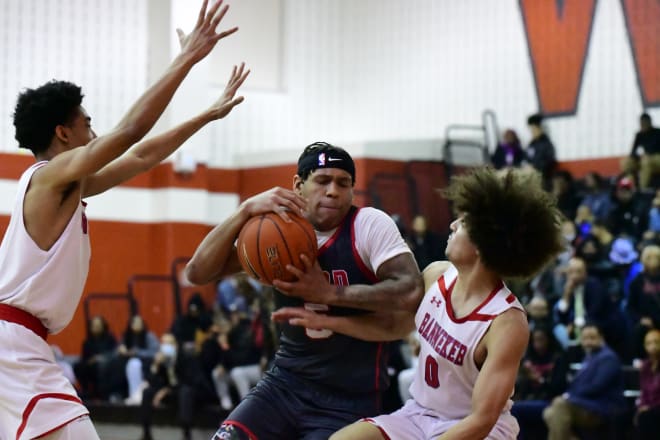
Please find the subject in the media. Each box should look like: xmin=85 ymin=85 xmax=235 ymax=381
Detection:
xmin=542 ymin=323 xmax=626 ymax=440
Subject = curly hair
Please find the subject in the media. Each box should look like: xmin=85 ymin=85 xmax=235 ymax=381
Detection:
xmin=444 ymin=167 xmax=563 ymax=279
xmin=13 ymin=80 xmax=84 ymax=155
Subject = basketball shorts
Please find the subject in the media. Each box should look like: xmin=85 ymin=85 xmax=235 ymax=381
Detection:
xmin=215 ymin=365 xmax=382 ymax=440
xmin=366 ymin=398 xmax=519 ymax=440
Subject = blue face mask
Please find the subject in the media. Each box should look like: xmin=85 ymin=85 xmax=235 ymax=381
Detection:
xmin=160 ymin=343 xmax=177 ymax=358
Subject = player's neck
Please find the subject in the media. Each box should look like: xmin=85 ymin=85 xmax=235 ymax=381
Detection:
xmin=452 ymin=264 xmax=501 ymax=302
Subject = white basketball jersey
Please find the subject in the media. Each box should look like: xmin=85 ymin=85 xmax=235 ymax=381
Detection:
xmin=0 ymin=162 xmax=91 ymax=334
xmin=409 ymin=264 xmax=523 ymax=420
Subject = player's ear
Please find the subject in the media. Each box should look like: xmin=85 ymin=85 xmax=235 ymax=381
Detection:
xmin=293 ymin=175 xmax=304 ymax=193
xmin=54 ymin=125 xmax=69 ymax=144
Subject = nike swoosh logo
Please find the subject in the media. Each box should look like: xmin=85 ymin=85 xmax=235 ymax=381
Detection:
xmin=328 ymin=158 xmax=342 ymax=162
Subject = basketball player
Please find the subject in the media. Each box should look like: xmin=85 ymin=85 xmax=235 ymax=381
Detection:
xmin=185 ymin=142 xmax=424 ymax=439
xmin=274 ymin=167 xmax=564 ymax=439
xmin=0 ymin=2 xmax=247 ymax=438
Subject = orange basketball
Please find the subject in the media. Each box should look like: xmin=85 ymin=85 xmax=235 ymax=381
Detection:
xmin=236 ymin=212 xmax=317 ymax=285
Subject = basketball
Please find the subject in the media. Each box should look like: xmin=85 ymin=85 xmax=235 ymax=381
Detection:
xmin=236 ymin=212 xmax=317 ymax=285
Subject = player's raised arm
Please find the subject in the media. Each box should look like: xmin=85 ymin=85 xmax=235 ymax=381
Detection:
xmin=34 ymin=0 xmax=237 ymax=191
xmin=84 ymin=63 xmax=249 ymax=197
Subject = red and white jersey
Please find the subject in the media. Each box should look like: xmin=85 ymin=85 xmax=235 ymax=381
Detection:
xmin=0 ymin=162 xmax=91 ymax=334
xmin=409 ymin=264 xmax=523 ymax=421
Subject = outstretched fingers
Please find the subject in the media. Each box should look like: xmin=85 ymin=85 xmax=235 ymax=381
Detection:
xmin=215 ymin=26 xmax=239 ymax=42
xmin=195 ymin=0 xmax=210 ymax=28
xmin=210 ymin=1 xmax=229 ymax=29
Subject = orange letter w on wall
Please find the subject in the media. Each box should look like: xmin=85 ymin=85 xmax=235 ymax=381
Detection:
xmin=622 ymin=0 xmax=660 ymax=107
xmin=519 ymin=0 xmax=597 ymax=116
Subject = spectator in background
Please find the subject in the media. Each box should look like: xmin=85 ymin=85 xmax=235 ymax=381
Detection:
xmin=590 ymin=221 xmax=615 ymax=256
xmin=608 ymin=175 xmax=650 ymax=240
xmin=491 ymin=129 xmax=525 ymax=169
xmin=216 ymin=297 xmax=273 ymax=409
xmin=635 ymin=329 xmax=660 ymax=440
xmin=141 ymin=333 xmax=216 ymax=440
xmin=409 ymin=214 xmax=445 ymax=270
xmin=551 ymin=170 xmax=581 ymax=221
xmin=627 ymin=244 xmax=660 ymax=361
xmin=216 ymin=273 xmax=262 ymax=318
xmin=524 ymin=113 xmax=557 ymax=189
xmin=542 ymin=323 xmax=626 ymax=440
xmin=200 ymin=320 xmax=233 ymax=410
xmin=609 ymin=236 xmax=641 ymax=298
xmin=120 ymin=315 xmax=160 ymax=405
xmin=574 ymin=205 xmax=595 ymax=239
xmin=580 ymin=172 xmax=614 ymax=223
xmin=102 ymin=315 xmax=159 ymax=403
xmin=623 ymin=113 xmax=660 ymax=190
xmin=526 ymin=296 xmax=555 ymax=333
xmin=553 ymin=257 xmax=620 ymax=351
xmin=171 ymin=292 xmax=212 ymax=351
xmin=73 ymin=316 xmax=116 ymax=400
xmin=516 ymin=326 xmax=567 ymax=400
xmin=648 ymin=190 xmax=660 ymax=233
xmin=512 ymin=326 xmax=568 ymax=440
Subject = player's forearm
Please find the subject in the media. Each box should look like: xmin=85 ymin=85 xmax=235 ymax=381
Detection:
xmin=329 ymin=274 xmax=423 ymax=312
xmin=130 ymin=111 xmax=213 ymax=171
xmin=185 ymin=205 xmax=250 ymax=284
xmin=321 ymin=311 xmax=415 ymax=342
xmin=436 ymin=413 xmax=497 ymax=440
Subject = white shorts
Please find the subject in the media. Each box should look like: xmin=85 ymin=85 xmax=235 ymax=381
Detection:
xmin=38 ymin=415 xmax=100 ymax=440
xmin=0 ymin=321 xmax=89 ymax=440
xmin=366 ymin=399 xmax=519 ymax=440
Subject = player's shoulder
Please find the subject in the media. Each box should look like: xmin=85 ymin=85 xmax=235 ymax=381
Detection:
xmin=355 ymin=206 xmax=391 ymax=221
xmin=354 ymin=207 xmax=400 ymax=231
xmin=488 ymin=307 xmax=529 ymax=347
xmin=422 ymin=261 xmax=452 ymax=289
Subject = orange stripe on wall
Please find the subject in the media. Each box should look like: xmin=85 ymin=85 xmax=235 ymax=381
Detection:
xmin=0 ymin=152 xmax=240 ymax=193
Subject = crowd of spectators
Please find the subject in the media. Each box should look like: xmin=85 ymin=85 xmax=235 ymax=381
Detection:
xmin=59 ymin=276 xmax=277 ymax=439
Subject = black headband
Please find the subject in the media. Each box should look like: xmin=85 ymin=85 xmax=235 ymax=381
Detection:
xmin=297 ymin=142 xmax=355 ymax=183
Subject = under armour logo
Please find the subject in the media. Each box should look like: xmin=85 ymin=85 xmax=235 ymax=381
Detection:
xmin=430 ymin=296 xmax=441 ymax=308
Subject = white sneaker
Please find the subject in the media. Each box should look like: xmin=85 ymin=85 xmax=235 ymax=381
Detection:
xmin=220 ymin=396 xmax=233 ymax=411
xmin=124 ymin=389 xmax=143 ymax=406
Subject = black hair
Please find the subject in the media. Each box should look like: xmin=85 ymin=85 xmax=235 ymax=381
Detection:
xmin=527 ymin=113 xmax=544 ymax=127
xmin=13 ymin=80 xmax=84 ymax=155
xmin=296 ymin=141 xmax=356 ymax=184
xmin=123 ymin=315 xmax=149 ymax=349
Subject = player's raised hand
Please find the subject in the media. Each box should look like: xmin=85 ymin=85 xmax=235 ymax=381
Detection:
xmin=177 ymin=0 xmax=238 ymax=65
xmin=208 ymin=63 xmax=251 ymax=120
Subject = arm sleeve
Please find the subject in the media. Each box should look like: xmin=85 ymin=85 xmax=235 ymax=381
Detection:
xmin=353 ymin=207 xmax=412 ymax=274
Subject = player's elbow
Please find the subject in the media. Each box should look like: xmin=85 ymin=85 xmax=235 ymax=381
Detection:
xmin=183 ymin=261 xmax=206 ymax=286
xmin=399 ymin=274 xmax=425 ymax=312
xmin=117 ymin=121 xmax=150 ymax=146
